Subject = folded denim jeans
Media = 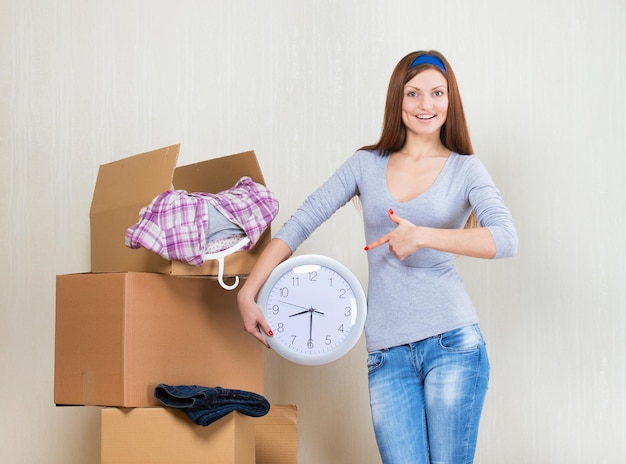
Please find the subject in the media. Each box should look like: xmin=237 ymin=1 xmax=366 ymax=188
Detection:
xmin=154 ymin=384 xmax=270 ymax=426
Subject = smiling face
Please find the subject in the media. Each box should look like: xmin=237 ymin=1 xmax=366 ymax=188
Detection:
xmin=401 ymin=68 xmax=449 ymax=139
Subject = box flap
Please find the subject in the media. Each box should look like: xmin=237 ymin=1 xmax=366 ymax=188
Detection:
xmin=90 ymin=145 xmax=179 ymax=273
xmin=91 ymin=144 xmax=180 ymax=214
xmin=173 ymin=150 xmax=265 ymax=192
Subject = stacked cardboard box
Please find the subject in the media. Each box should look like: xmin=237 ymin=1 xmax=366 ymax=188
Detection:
xmin=54 ymin=145 xmax=297 ymax=463
xmin=100 ymin=404 xmax=298 ymax=464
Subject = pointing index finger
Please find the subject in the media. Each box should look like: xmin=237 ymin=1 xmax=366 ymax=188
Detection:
xmin=364 ymin=234 xmax=390 ymax=251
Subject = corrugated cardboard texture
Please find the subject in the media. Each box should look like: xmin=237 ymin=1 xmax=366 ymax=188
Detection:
xmin=90 ymin=145 xmax=180 ymax=274
xmin=90 ymin=144 xmax=270 ymax=276
xmin=54 ymin=272 xmax=263 ymax=407
xmin=101 ymin=408 xmax=255 ymax=464
xmin=255 ymin=405 xmax=298 ymax=464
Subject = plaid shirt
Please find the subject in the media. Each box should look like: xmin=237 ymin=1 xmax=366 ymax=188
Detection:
xmin=125 ymin=176 xmax=278 ymax=266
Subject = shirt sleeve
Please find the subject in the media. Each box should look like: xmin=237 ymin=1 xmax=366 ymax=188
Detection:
xmin=465 ymin=156 xmax=518 ymax=259
xmin=274 ymin=155 xmax=360 ymax=252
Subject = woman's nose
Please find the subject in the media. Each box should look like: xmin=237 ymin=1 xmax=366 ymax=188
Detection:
xmin=419 ymin=95 xmax=433 ymax=109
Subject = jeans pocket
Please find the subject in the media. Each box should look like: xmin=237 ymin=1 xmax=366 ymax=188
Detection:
xmin=438 ymin=324 xmax=483 ymax=352
xmin=367 ymin=350 xmax=385 ymax=375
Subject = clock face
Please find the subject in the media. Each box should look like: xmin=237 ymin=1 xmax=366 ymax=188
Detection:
xmin=258 ymin=255 xmax=367 ymax=365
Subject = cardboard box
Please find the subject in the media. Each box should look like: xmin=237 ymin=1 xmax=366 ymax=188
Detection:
xmin=100 ymin=405 xmax=298 ymax=464
xmin=90 ymin=144 xmax=271 ymax=277
xmin=101 ymin=408 xmax=255 ymax=464
xmin=256 ymin=405 xmax=298 ymax=464
xmin=54 ymin=272 xmax=263 ymax=407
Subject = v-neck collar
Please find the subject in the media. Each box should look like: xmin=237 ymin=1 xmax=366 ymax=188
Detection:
xmin=384 ymin=152 xmax=454 ymax=205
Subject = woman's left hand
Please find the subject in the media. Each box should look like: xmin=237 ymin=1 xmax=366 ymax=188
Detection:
xmin=364 ymin=209 xmax=421 ymax=260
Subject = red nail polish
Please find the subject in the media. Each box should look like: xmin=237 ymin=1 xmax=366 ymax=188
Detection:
xmin=389 ymin=208 xmax=394 ymax=215
xmin=268 ymin=330 xmax=274 ymax=337
xmin=364 ymin=246 xmax=369 ymax=251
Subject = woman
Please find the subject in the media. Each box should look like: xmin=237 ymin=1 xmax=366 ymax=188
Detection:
xmin=237 ymin=50 xmax=518 ymax=463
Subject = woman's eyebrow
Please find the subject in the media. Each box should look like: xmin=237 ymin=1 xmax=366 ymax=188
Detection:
xmin=404 ymin=84 xmax=447 ymax=91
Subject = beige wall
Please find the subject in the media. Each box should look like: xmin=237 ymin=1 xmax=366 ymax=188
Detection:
xmin=2 ymin=1 xmax=625 ymax=462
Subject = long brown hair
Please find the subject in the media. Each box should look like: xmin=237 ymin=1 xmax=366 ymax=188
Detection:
xmin=361 ymin=50 xmax=477 ymax=228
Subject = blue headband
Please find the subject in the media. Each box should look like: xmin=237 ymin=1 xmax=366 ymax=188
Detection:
xmin=409 ymin=55 xmax=446 ymax=74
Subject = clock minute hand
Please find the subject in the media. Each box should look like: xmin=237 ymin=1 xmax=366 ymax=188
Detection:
xmin=279 ymin=300 xmax=314 ymax=311
xmin=279 ymin=300 xmax=323 ymax=318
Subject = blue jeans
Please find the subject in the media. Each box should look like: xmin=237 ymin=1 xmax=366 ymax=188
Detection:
xmin=154 ymin=384 xmax=270 ymax=426
xmin=367 ymin=324 xmax=490 ymax=464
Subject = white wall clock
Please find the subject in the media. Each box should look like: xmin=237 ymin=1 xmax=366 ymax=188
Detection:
xmin=257 ymin=254 xmax=367 ymax=365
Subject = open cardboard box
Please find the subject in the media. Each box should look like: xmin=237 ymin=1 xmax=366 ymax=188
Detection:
xmin=90 ymin=144 xmax=271 ymax=277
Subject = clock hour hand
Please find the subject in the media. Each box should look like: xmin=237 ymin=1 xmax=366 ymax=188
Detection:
xmin=289 ymin=309 xmax=310 ymax=317
xmin=287 ymin=308 xmax=326 ymax=318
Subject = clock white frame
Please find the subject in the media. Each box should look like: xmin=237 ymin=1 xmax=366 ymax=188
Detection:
xmin=257 ymin=254 xmax=367 ymax=365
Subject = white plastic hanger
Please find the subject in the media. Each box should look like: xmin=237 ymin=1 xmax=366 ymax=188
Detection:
xmin=202 ymin=236 xmax=251 ymax=290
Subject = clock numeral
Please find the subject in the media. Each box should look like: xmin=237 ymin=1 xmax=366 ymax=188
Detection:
xmin=338 ymin=288 xmax=347 ymax=299
xmin=280 ymin=287 xmax=289 ymax=298
xmin=271 ymin=304 xmax=279 ymax=315
xmin=290 ymin=335 xmax=297 ymax=346
xmin=338 ymin=324 xmax=345 ymax=333
xmin=344 ymin=306 xmax=352 ymax=317
xmin=307 ymin=339 xmax=314 ymax=349
xmin=276 ymin=323 xmax=285 ymax=333
xmin=325 ymin=335 xmax=332 ymax=345
xmin=291 ymin=276 xmax=300 ymax=287
xmin=328 ymin=277 xmax=333 ymax=287
xmin=308 ymin=271 xmax=318 ymax=281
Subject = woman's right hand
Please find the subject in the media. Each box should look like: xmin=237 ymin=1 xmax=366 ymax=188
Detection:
xmin=236 ymin=238 xmax=293 ymax=348
xmin=237 ymin=289 xmax=273 ymax=348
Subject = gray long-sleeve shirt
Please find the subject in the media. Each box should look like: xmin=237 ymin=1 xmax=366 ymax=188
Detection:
xmin=275 ymin=150 xmax=518 ymax=352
